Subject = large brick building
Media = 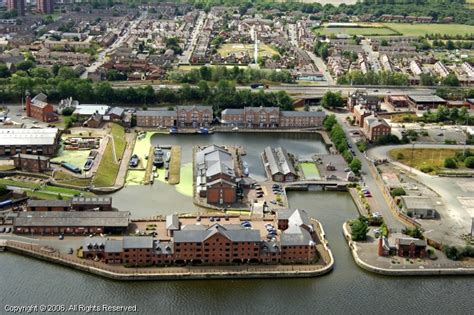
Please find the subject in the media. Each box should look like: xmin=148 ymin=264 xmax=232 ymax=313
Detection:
xmin=26 ymin=197 xmax=113 ymax=212
xmin=26 ymin=93 xmax=58 ymax=123
xmin=83 ymin=209 xmax=319 ymax=267
xmin=195 ymin=145 xmax=237 ymax=205
xmin=0 ymin=128 xmax=60 ymax=156
xmin=221 ymin=107 xmax=325 ymax=129
xmin=363 ymin=116 xmax=391 ymax=141
xmin=136 ymin=110 xmax=177 ymax=128
xmin=13 ymin=211 xmax=129 ymax=235
xmin=177 ymin=105 xmax=213 ymax=127
xmin=12 ymin=153 xmax=50 ymax=172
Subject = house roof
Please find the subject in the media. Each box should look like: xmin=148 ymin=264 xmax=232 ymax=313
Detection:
xmin=108 ymin=107 xmax=124 ymax=117
xmin=173 ymin=224 xmax=260 ymax=243
xmin=136 ymin=110 xmax=176 ymax=117
xmin=166 ymin=214 xmax=180 ymax=230
xmin=280 ymin=111 xmax=326 ymax=117
xmin=407 ymin=95 xmax=446 ymax=103
xmin=74 ymin=104 xmax=110 ymax=116
xmin=14 ymin=211 xmax=129 ymax=228
xmin=123 ymin=236 xmax=154 ymax=249
xmin=401 ymin=196 xmax=434 ymax=210
xmin=27 ymin=199 xmax=71 ymax=208
xmin=281 ymin=225 xmax=313 ymax=246
xmin=221 ymin=108 xmax=244 ymax=115
xmin=396 ymin=237 xmax=427 ymax=247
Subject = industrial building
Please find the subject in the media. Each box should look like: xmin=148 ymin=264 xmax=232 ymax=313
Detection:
xmin=263 ymin=146 xmax=298 ymax=182
xmin=0 ymin=128 xmax=60 ymax=156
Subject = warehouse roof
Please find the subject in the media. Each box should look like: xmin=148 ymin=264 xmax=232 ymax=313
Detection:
xmin=0 ymin=128 xmax=59 ymax=146
xmin=71 ymin=197 xmax=112 ymax=206
xmin=123 ymin=236 xmax=154 ymax=249
xmin=14 ymin=211 xmax=129 ymax=227
xmin=281 ymin=111 xmax=326 ymax=117
xmin=281 ymin=225 xmax=314 ymax=246
xmin=401 ymin=196 xmax=434 ymax=210
xmin=27 ymin=199 xmax=70 ymax=208
xmin=173 ymin=224 xmax=260 ymax=243
xmin=136 ymin=110 xmax=176 ymax=117
xmin=74 ymin=104 xmax=110 ymax=116
xmin=264 ymin=146 xmax=296 ymax=176
xmin=407 ymin=95 xmax=446 ymax=103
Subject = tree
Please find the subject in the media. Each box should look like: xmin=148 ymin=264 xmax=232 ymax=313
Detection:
xmin=375 ymin=134 xmax=401 ymax=145
xmin=350 ymin=158 xmax=362 ymax=174
xmin=380 ymin=39 xmax=388 ymax=46
xmin=350 ymin=218 xmax=368 ymax=241
xmin=321 ymin=91 xmax=344 ymax=109
xmin=444 ymin=245 xmax=462 ymax=261
xmin=16 ymin=60 xmax=35 ymax=72
xmin=0 ymin=63 xmax=10 ymax=78
xmin=57 ymin=67 xmax=78 ymax=80
xmin=0 ymin=184 xmax=9 ymax=196
xmin=444 ymin=157 xmax=457 ymax=169
xmin=464 ymin=156 xmax=474 ymax=169
xmin=62 ymin=107 xmax=74 ymax=116
xmin=420 ymin=73 xmax=437 ymax=86
xmin=442 ymin=74 xmax=460 ymax=87
xmin=323 ymin=114 xmax=337 ymax=131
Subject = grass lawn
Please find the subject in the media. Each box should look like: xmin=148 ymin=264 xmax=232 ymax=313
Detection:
xmin=168 ymin=145 xmax=181 ymax=185
xmin=92 ymin=124 xmax=126 ymax=187
xmin=51 ymin=148 xmax=90 ymax=169
xmin=319 ymin=26 xmax=398 ymax=36
xmin=53 ymin=171 xmax=91 ymax=187
xmin=384 ymin=23 xmax=474 ymax=37
xmin=218 ymin=43 xmax=279 ymax=59
xmin=0 ymin=178 xmax=91 ymax=199
xmin=0 ymin=165 xmax=15 ymax=171
xmin=389 ymin=148 xmax=465 ymax=172
xmin=300 ymin=162 xmax=321 ymax=180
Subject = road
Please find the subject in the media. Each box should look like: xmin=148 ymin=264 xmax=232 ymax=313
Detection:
xmin=367 ymin=144 xmax=474 ymax=245
xmin=334 ymin=112 xmax=405 ymax=230
xmin=307 ymin=51 xmax=335 ymax=86
xmin=81 ymin=11 xmax=148 ymax=79
xmin=179 ymin=11 xmax=206 ymax=65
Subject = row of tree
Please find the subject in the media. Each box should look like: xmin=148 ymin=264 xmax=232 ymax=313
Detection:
xmin=337 ymin=70 xmax=410 ymax=86
xmin=167 ymin=66 xmax=294 ymax=84
xmin=324 ymin=114 xmax=362 ymax=174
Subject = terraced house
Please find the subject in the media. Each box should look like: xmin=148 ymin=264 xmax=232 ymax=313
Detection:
xmin=221 ymin=106 xmax=325 ymax=128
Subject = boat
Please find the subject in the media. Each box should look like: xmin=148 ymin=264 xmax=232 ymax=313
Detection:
xmin=153 ymin=155 xmax=164 ymax=168
xmin=166 ymin=152 xmax=171 ymax=162
xmin=137 ymin=132 xmax=146 ymax=140
xmin=169 ymin=127 xmax=178 ymax=134
xmin=196 ymin=127 xmax=209 ymax=134
xmin=165 ymin=170 xmax=169 ymax=180
xmin=243 ymin=162 xmax=249 ymax=176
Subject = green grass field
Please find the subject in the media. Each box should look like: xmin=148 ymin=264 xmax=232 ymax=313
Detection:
xmin=0 ymin=178 xmax=92 ymax=199
xmin=384 ymin=23 xmax=474 ymax=36
xmin=389 ymin=148 xmax=465 ymax=172
xmin=300 ymin=162 xmax=321 ymax=180
xmin=319 ymin=26 xmax=398 ymax=36
xmin=92 ymin=124 xmax=126 ymax=187
xmin=51 ymin=148 xmax=90 ymax=170
xmin=218 ymin=43 xmax=279 ymax=59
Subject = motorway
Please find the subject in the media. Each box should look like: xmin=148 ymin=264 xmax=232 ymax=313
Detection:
xmin=110 ymin=81 xmax=438 ymax=97
xmin=334 ymin=112 xmax=405 ymax=230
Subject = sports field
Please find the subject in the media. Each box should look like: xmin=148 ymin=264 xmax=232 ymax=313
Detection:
xmin=319 ymin=26 xmax=398 ymax=36
xmin=384 ymin=23 xmax=474 ymax=36
xmin=217 ymin=43 xmax=279 ymax=59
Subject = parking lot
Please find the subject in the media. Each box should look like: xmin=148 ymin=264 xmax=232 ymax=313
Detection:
xmin=389 ymin=122 xmax=468 ymax=144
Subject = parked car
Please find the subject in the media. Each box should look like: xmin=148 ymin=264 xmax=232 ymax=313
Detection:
xmin=5 ymin=227 xmax=11 ymax=233
xmin=0 ymin=227 xmax=5 ymax=233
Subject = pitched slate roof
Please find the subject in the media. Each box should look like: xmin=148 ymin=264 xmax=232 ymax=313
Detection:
xmin=281 ymin=225 xmax=313 ymax=246
xmin=123 ymin=236 xmax=154 ymax=249
xmin=166 ymin=214 xmax=180 ymax=230
xmin=173 ymin=224 xmax=260 ymax=243
xmin=264 ymin=146 xmax=296 ymax=176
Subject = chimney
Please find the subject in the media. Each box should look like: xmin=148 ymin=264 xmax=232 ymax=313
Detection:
xmin=25 ymin=95 xmax=31 ymax=117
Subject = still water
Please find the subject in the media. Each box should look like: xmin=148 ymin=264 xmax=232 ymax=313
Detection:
xmin=0 ymin=133 xmax=472 ymax=314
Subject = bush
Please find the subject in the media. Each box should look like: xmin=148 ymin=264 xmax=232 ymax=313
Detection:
xmin=444 ymin=246 xmax=462 ymax=261
xmin=464 ymin=156 xmax=474 ymax=169
xmin=396 ymin=152 xmax=404 ymax=160
xmin=420 ymin=165 xmax=434 ymax=173
xmin=350 ymin=158 xmax=362 ymax=174
xmin=404 ymin=227 xmax=423 ymax=239
xmin=444 ymin=157 xmax=457 ymax=169
xmin=61 ymin=107 xmax=74 ymax=116
xmin=390 ymin=187 xmax=406 ymax=197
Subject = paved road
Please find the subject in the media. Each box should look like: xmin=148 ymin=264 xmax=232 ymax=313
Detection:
xmin=367 ymin=144 xmax=474 ymax=245
xmin=81 ymin=11 xmax=148 ymax=79
xmin=179 ymin=11 xmax=206 ymax=65
xmin=334 ymin=113 xmax=405 ymax=230
xmin=307 ymin=51 xmax=335 ymax=85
